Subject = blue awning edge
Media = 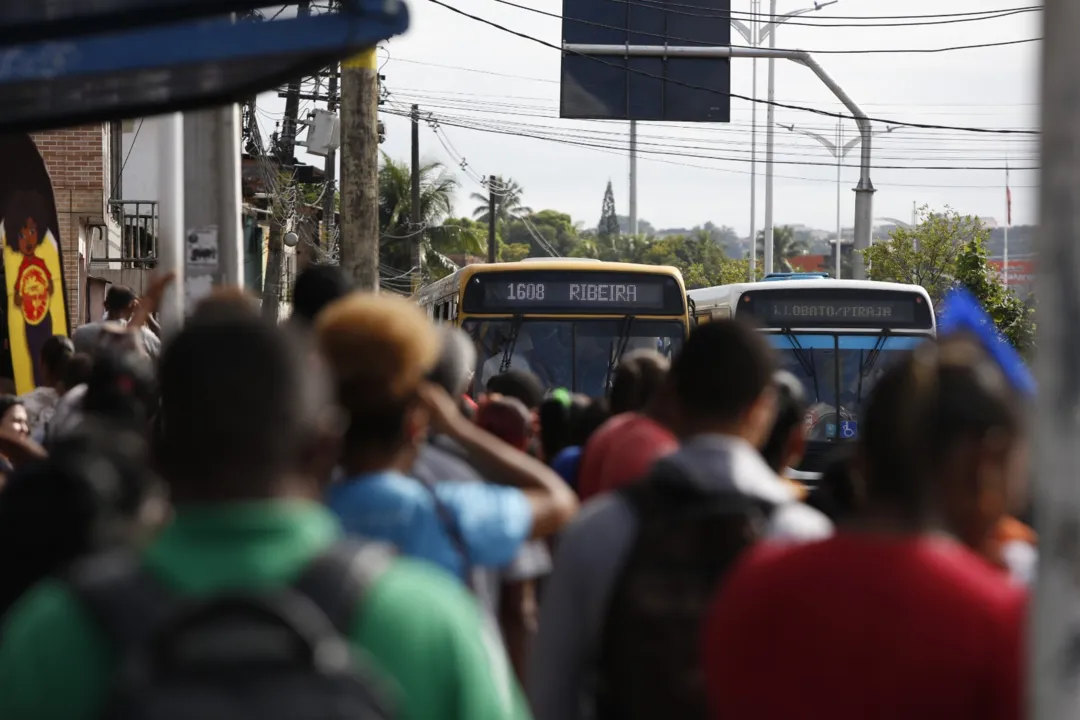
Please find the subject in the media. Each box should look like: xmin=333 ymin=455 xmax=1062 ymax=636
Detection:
xmin=0 ymin=1 xmax=409 ymax=134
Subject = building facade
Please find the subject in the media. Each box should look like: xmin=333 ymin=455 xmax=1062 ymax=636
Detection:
xmin=29 ymin=124 xmax=119 ymax=328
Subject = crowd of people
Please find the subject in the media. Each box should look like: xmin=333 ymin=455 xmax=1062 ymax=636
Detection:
xmin=0 ymin=266 xmax=1036 ymax=720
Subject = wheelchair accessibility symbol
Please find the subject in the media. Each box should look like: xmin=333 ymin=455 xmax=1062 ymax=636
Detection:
xmin=840 ymin=420 xmax=858 ymax=439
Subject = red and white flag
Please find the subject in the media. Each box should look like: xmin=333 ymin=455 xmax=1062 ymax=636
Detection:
xmin=1006 ymin=164 xmax=1012 ymax=227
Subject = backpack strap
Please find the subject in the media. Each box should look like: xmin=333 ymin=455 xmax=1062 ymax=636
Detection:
xmin=416 ymin=479 xmax=477 ymax=592
xmin=291 ymin=538 xmax=398 ymax=636
xmin=65 ymin=549 xmax=175 ymax=653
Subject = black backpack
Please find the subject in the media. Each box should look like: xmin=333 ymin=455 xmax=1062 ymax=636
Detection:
xmin=65 ymin=539 xmax=398 ymax=720
xmin=594 ymin=475 xmax=773 ymax=720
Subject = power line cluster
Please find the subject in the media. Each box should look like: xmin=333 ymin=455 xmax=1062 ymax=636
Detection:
xmin=420 ymin=0 xmax=1040 ymax=135
xmin=487 ymin=0 xmax=1041 ymax=54
xmin=381 ymin=99 xmax=1036 ymax=190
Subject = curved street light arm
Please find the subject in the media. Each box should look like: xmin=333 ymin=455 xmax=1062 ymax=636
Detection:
xmin=730 ymin=18 xmax=753 ymax=45
xmin=782 ymin=124 xmax=838 ymax=155
xmin=758 ymin=0 xmax=838 ymax=43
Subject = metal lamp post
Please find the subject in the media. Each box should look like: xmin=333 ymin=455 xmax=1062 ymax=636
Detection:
xmin=780 ymin=121 xmax=896 ymax=278
xmin=742 ymin=0 xmax=838 ymax=275
xmin=729 ymin=0 xmax=761 ymax=280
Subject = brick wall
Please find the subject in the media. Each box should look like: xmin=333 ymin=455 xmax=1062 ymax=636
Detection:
xmin=30 ymin=124 xmax=110 ymax=329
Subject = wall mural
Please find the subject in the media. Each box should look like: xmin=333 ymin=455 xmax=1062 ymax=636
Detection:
xmin=0 ymin=134 xmax=70 ymax=394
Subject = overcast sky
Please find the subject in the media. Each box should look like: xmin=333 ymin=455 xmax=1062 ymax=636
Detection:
xmin=256 ymin=0 xmax=1041 ymax=237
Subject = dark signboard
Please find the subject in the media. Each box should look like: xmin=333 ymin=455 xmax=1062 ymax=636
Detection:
xmin=463 ymin=270 xmax=686 ymax=315
xmin=0 ymin=1 xmax=409 ymax=134
xmin=560 ymin=0 xmax=731 ymax=122
xmin=736 ymin=288 xmax=934 ymax=330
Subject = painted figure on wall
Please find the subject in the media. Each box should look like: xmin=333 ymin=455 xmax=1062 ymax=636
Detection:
xmin=0 ymin=134 xmax=70 ymax=394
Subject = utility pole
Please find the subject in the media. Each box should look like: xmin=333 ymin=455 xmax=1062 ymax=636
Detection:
xmin=182 ymin=103 xmax=243 ymax=304
xmin=759 ymin=0 xmax=840 ymax=276
xmin=629 ymin=120 xmax=638 ymax=236
xmin=1034 ymin=3 xmax=1080 ymax=718
xmin=157 ymin=113 xmax=185 ymax=338
xmin=565 ymin=43 xmax=874 ymax=280
xmin=410 ymin=104 xmax=422 ymax=291
xmin=763 ymin=0 xmax=778 ymax=276
xmin=748 ymin=0 xmax=759 ymax=280
xmin=339 ymin=48 xmax=381 ymax=291
xmin=262 ymin=0 xmax=309 ymax=317
xmin=323 ymin=63 xmax=339 ymax=256
xmin=779 ymin=122 xmax=896 ymax=279
xmin=487 ymin=175 xmax=497 ymax=263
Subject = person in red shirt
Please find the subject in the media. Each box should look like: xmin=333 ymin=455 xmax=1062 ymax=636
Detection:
xmin=577 ymin=350 xmax=677 ymax=502
xmin=703 ymin=334 xmax=1028 ymax=720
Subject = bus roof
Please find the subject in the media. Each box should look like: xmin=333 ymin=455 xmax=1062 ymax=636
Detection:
xmin=415 ymin=259 xmax=685 ymax=303
xmin=462 ymin=259 xmax=681 ymax=275
xmin=687 ymin=278 xmax=931 ymax=305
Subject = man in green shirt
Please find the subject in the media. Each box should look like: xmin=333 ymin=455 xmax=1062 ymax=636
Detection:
xmin=0 ymin=302 xmax=530 ymax=720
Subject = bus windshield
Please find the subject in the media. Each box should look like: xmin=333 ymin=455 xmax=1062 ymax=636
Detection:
xmin=766 ymin=333 xmax=929 ymax=442
xmin=464 ymin=317 xmax=685 ymax=397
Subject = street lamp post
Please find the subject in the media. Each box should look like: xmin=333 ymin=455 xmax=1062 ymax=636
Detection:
xmin=729 ymin=1 xmax=761 ymax=280
xmin=780 ymin=121 xmax=896 ymax=278
xmin=758 ymin=0 xmax=838 ymax=274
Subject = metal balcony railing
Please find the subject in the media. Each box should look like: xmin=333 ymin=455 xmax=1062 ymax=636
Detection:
xmin=96 ymin=199 xmax=159 ymax=268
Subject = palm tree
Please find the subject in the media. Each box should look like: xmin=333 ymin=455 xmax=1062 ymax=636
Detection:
xmin=379 ymin=154 xmax=483 ymax=274
xmin=755 ymin=225 xmax=810 ymax=272
xmin=471 ymin=176 xmax=532 ymax=232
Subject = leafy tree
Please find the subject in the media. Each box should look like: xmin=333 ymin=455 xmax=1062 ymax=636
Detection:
xmin=598 ymin=180 xmax=620 ymax=244
xmin=861 ymin=206 xmax=973 ymax=303
xmin=500 ymin=242 xmax=532 ymax=263
xmin=470 ymin=176 xmax=532 ymax=232
xmin=505 ymin=210 xmax=581 ymax=257
xmin=954 ymin=235 xmax=1036 ymax=353
xmin=862 ymin=206 xmax=1034 ymax=349
xmin=378 ymin=154 xmax=482 ymax=277
xmin=755 ymin=225 xmax=809 ymax=273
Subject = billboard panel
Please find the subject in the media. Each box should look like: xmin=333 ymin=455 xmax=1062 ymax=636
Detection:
xmin=560 ymin=0 xmax=731 ymax=122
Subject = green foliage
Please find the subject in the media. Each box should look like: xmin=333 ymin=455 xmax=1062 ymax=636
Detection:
xmin=377 ymin=154 xmax=481 ymax=278
xmin=500 ymin=242 xmax=531 ymax=263
xmin=861 ymin=205 xmax=1035 ymax=351
xmin=755 ymin=225 xmax=809 ymax=272
xmin=470 ymin=176 xmax=531 ymax=232
xmin=598 ymin=181 xmax=620 ymax=244
xmin=861 ymin=206 xmax=973 ymax=303
xmin=954 ymin=235 xmax=1036 ymax=354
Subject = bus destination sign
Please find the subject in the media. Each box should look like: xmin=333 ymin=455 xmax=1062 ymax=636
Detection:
xmin=763 ymin=299 xmax=915 ymax=324
xmin=487 ymin=281 xmax=665 ymax=308
xmin=737 ymin=289 xmax=932 ymax=329
xmin=463 ymin=271 xmax=685 ymax=314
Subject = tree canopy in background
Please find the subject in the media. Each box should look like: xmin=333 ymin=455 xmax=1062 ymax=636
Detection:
xmin=597 ymin=180 xmax=620 ymax=244
xmin=862 ymin=205 xmax=1035 ymax=351
xmin=371 ymin=164 xmax=1031 ymax=349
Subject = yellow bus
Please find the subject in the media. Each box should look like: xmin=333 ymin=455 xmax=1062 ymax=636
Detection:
xmin=414 ymin=258 xmax=691 ymax=397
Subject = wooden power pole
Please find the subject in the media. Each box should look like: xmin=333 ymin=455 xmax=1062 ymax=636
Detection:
xmin=410 ymin=104 xmax=421 ymax=292
xmin=339 ymin=49 xmax=381 ymax=291
xmin=487 ymin=175 xmax=497 ymax=264
xmin=263 ymin=0 xmax=310 ymax=318
xmin=323 ymin=63 xmax=339 ymax=255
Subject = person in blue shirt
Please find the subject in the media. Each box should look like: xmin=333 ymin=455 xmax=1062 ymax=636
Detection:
xmin=315 ymin=292 xmax=579 ymax=583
